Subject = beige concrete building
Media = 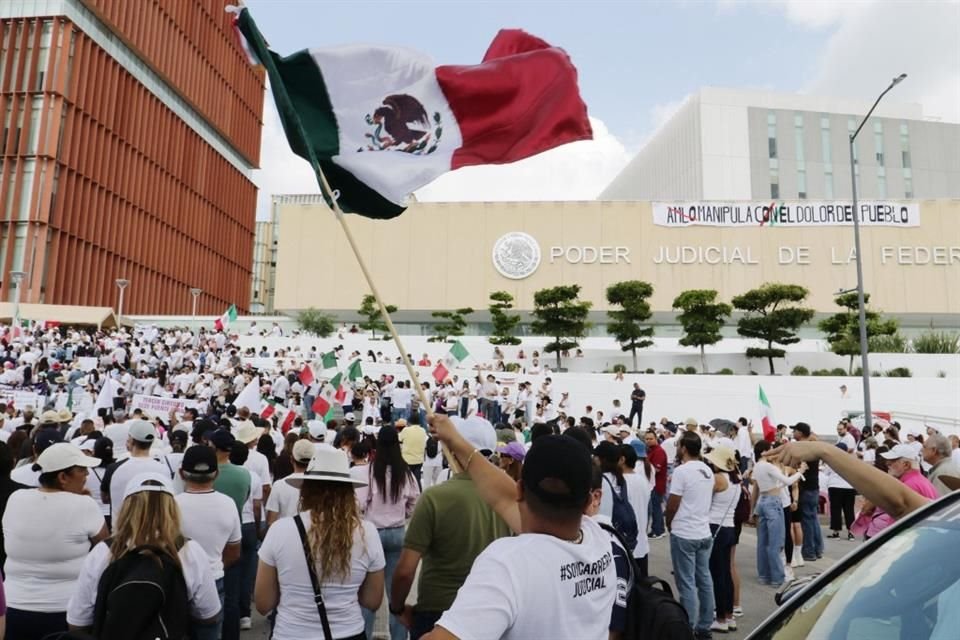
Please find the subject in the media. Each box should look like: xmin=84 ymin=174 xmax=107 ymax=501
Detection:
xmin=250 ymin=216 xmax=277 ymax=314
xmin=273 ymin=196 xmax=960 ymax=328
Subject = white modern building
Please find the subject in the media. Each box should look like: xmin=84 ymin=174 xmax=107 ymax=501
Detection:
xmin=600 ymin=87 xmax=960 ymax=202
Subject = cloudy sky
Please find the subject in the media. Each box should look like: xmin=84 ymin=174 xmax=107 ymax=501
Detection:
xmin=242 ymin=0 xmax=959 ymax=219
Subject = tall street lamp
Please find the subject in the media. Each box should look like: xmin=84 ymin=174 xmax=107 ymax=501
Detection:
xmin=115 ymin=278 xmax=130 ymax=320
xmin=9 ymin=271 xmax=27 ymax=341
xmin=848 ymin=73 xmax=907 ymax=430
xmin=190 ymin=288 xmax=203 ymax=319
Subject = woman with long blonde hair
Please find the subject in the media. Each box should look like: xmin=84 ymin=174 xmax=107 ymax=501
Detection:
xmin=66 ymin=472 xmax=221 ymax=636
xmin=256 ymin=449 xmax=385 ymax=640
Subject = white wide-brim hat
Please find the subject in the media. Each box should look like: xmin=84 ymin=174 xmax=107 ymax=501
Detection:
xmin=286 ymin=448 xmax=367 ymax=489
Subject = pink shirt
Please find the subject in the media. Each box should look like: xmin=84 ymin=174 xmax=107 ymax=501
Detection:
xmin=355 ymin=467 xmax=420 ymax=529
xmin=900 ymin=468 xmax=939 ymax=500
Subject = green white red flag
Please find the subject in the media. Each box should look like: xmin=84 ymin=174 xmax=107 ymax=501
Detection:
xmin=230 ymin=6 xmax=592 ymax=219
xmin=298 ymin=364 xmax=315 ymax=386
xmin=758 ymin=385 xmax=777 ymax=443
xmin=442 ymin=340 xmax=470 ymax=369
xmin=432 ymin=361 xmax=449 ymax=384
xmin=214 ymin=304 xmax=238 ymax=331
xmin=347 ymin=359 xmax=363 ymax=381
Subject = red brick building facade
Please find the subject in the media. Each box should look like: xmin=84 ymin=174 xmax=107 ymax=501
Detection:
xmin=0 ymin=0 xmax=263 ymax=314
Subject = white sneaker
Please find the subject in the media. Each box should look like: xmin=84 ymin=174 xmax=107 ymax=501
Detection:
xmin=791 ymin=556 xmax=804 ymax=568
xmin=733 ymin=606 xmax=744 ymax=617
xmin=240 ymin=617 xmax=252 ymax=630
xmin=710 ymin=620 xmax=729 ymax=632
xmin=784 ymin=566 xmax=795 ymax=581
xmin=726 ymin=618 xmax=738 ymax=631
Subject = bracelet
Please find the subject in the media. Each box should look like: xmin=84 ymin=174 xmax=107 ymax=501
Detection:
xmin=464 ymin=448 xmax=479 ymax=471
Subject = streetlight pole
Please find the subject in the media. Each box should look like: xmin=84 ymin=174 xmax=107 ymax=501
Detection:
xmin=9 ymin=271 xmax=27 ymax=342
xmin=190 ymin=288 xmax=203 ymax=320
xmin=115 ymin=278 xmax=130 ymax=320
xmin=848 ymin=73 xmax=907 ymax=430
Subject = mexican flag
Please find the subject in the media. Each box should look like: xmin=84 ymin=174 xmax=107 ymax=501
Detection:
xmin=347 ymin=359 xmax=363 ymax=381
xmin=261 ymin=398 xmax=278 ymax=420
xmin=231 ymin=6 xmax=591 ymax=219
xmin=214 ymin=304 xmax=237 ymax=331
xmin=758 ymin=385 xmax=777 ymax=443
xmin=270 ymin=405 xmax=297 ymax=434
xmin=321 ymin=351 xmax=337 ymax=370
xmin=312 ymin=373 xmax=344 ymax=420
xmin=443 ymin=340 xmax=470 ymax=369
xmin=298 ymin=364 xmax=314 ymax=386
xmin=432 ymin=361 xmax=450 ymax=384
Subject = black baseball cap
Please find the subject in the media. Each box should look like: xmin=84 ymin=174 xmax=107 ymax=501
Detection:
xmin=522 ymin=435 xmax=592 ymax=509
xmin=34 ymin=428 xmax=64 ymax=453
xmin=592 ymin=440 xmax=621 ymax=462
xmin=209 ymin=429 xmax=236 ymax=452
xmin=182 ymin=445 xmax=218 ymax=474
xmin=791 ymin=422 xmax=812 ymax=436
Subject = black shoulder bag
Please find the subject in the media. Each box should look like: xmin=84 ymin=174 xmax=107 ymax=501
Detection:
xmin=293 ymin=514 xmax=334 ymax=640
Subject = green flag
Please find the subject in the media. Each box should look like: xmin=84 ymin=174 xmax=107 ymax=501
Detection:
xmin=329 ymin=372 xmax=343 ymax=389
xmin=347 ymin=359 xmax=363 ymax=381
xmin=321 ymin=351 xmax=337 ymax=369
xmin=449 ymin=340 xmax=469 ymax=362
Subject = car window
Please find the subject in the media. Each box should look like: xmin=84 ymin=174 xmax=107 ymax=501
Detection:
xmin=756 ymin=509 xmax=960 ymax=640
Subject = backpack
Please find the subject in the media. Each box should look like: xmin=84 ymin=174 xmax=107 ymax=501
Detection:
xmin=602 ymin=475 xmax=638 ymax=552
xmin=599 ymin=523 xmax=695 ymax=640
xmin=425 ymin=435 xmax=439 ymax=459
xmin=91 ymin=544 xmax=190 ymax=640
xmin=733 ymin=481 xmax=752 ymax=527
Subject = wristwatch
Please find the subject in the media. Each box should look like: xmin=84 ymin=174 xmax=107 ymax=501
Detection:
xmin=389 ymin=603 xmax=405 ymax=615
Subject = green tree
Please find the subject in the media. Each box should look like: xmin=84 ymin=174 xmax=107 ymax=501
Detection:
xmin=297 ymin=307 xmax=336 ymax=337
xmin=732 ymin=283 xmax=815 ymax=374
xmin=672 ymin=289 xmax=732 ymax=373
xmin=530 ymin=285 xmax=592 ymax=370
xmin=430 ymin=307 xmax=474 ymax=342
xmin=819 ymin=292 xmax=898 ymax=374
xmin=605 ymin=280 xmax=655 ymax=372
xmin=357 ymin=294 xmax=397 ymax=340
xmin=488 ymin=291 xmax=522 ymax=345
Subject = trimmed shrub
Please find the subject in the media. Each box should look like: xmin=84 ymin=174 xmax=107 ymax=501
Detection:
xmin=717 ymin=368 xmax=734 ymax=375
xmin=912 ymin=331 xmax=960 ymax=354
xmin=830 ymin=368 xmax=847 ymax=377
xmin=672 ymin=367 xmax=687 ymax=375
xmin=812 ymin=369 xmax=831 ymax=376
xmin=868 ymin=333 xmax=909 ymax=353
xmin=885 ymin=367 xmax=912 ymax=378
xmin=684 ymin=366 xmax=697 ymax=375
xmin=791 ymin=366 xmax=810 ymax=376
xmin=645 ymin=368 xmax=655 ymax=374
xmin=612 ymin=364 xmax=627 ymax=373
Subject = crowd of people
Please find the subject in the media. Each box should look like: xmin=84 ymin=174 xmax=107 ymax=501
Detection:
xmin=0 ymin=322 xmax=955 ymax=640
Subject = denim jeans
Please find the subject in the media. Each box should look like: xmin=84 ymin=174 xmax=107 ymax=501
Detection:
xmin=648 ymin=489 xmax=665 ymax=536
xmin=756 ymin=494 xmax=786 ymax=585
xmin=363 ymin=526 xmax=407 ymax=640
xmin=418 ymin=408 xmax=428 ymax=429
xmin=191 ymin=578 xmax=225 ymax=640
xmin=239 ymin=522 xmax=259 ymax=618
xmin=799 ymin=488 xmax=824 ymax=560
xmin=223 ymin=562 xmax=241 ymax=640
xmin=669 ymin=534 xmax=714 ymax=633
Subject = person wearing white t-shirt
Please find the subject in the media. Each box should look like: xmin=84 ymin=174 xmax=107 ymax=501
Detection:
xmin=235 ymin=421 xmax=272 ymax=507
xmin=423 ymin=418 xmax=616 ymax=640
xmin=67 ymin=471 xmax=220 ymax=635
xmin=229 ymin=442 xmax=263 ymax=631
xmin=100 ymin=420 xmax=168 ymax=519
xmin=665 ymin=432 xmax=716 ymax=638
xmin=266 ymin=440 xmax=313 ymax=527
xmin=836 ymin=422 xmax=857 ymax=453
xmin=176 ymin=446 xmax=242 ymax=640
xmin=256 ymin=449 xmax=385 ymax=640
xmin=3 ymin=443 xmax=107 ymax=639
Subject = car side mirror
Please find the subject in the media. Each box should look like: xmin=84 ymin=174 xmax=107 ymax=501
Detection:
xmin=775 ymin=575 xmax=819 ymax=606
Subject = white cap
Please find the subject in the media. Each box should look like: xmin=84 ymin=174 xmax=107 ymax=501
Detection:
xmin=879 ymin=443 xmax=919 ymax=462
xmin=128 ymin=420 xmax=157 ymax=444
xmin=344 ymin=412 xmax=356 ymax=422
xmin=601 ymin=425 xmax=620 ymax=437
xmin=449 ymin=416 xmax=496 ymax=452
xmin=122 ymin=471 xmax=175 ymax=501
xmin=307 ymin=420 xmax=326 ymax=440
xmin=36 ymin=442 xmax=100 ymax=473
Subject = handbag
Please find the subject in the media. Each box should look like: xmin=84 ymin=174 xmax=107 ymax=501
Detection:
xmin=293 ymin=514 xmax=334 ymax=640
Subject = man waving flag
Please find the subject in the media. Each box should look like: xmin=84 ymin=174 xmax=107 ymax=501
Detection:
xmin=229 ymin=5 xmax=592 ymax=219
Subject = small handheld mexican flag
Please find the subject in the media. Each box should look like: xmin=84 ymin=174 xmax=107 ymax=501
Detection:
xmin=432 ymin=361 xmax=449 ymax=384
xmin=759 ymin=385 xmax=777 ymax=443
xmin=443 ymin=340 xmax=470 ymax=369
xmin=298 ymin=364 xmax=315 ymax=386
xmin=347 ymin=359 xmax=363 ymax=382
xmin=321 ymin=351 xmax=338 ymax=370
xmin=214 ymin=304 xmax=238 ymax=332
xmin=312 ymin=373 xmax=345 ymax=420
xmin=230 ymin=6 xmax=592 ymax=219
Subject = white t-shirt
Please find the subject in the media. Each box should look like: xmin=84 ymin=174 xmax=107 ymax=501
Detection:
xmin=436 ymin=517 xmax=616 ymax=640
xmin=3 ymin=490 xmax=105 ymax=611
xmin=258 ymin=515 xmax=385 ymax=640
xmin=241 ymin=470 xmax=264 ymax=525
xmin=245 ymin=449 xmax=272 ymax=488
xmin=67 ymin=539 xmax=221 ymax=626
xmin=86 ymin=466 xmax=112 ymax=516
xmin=668 ymin=460 xmax=714 ymax=540
xmin=266 ymin=477 xmax=300 ymax=520
xmin=623 ymin=471 xmax=651 ymax=559
xmin=839 ymin=433 xmax=856 ymax=452
xmin=107 ymin=456 xmax=170 ymax=512
xmin=103 ymin=422 xmax=130 ymax=449
xmin=661 ymin=436 xmax=678 ymax=463
xmin=176 ymin=491 xmax=243 ymax=579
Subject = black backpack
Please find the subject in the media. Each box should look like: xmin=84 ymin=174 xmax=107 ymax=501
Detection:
xmin=599 ymin=523 xmax=694 ymax=640
xmin=425 ymin=436 xmax=439 ymax=458
xmin=603 ymin=475 xmax=638 ymax=552
xmin=91 ymin=544 xmax=190 ymax=640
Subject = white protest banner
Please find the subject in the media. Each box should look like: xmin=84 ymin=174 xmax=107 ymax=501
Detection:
xmin=0 ymin=389 xmax=42 ymax=410
xmin=130 ymin=394 xmax=199 ymax=418
xmin=652 ymin=201 xmax=920 ymax=228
